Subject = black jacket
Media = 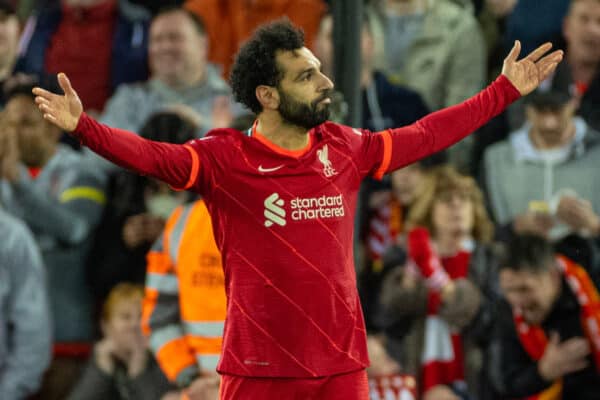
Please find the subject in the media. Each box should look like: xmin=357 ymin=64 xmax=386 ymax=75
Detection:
xmin=489 ymin=268 xmax=600 ymax=399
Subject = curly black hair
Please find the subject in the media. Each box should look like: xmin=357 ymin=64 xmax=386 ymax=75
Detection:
xmin=230 ymin=19 xmax=305 ymax=114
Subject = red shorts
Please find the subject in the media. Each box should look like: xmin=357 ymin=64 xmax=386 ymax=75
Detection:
xmin=219 ymin=369 xmax=369 ymax=400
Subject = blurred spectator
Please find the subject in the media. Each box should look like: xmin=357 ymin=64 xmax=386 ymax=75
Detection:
xmin=99 ymin=6 xmax=233 ymax=136
xmin=0 ymin=1 xmax=20 ymax=107
xmin=184 ymin=0 xmax=326 ymax=78
xmin=142 ymin=199 xmax=223 ymax=400
xmin=87 ymin=110 xmax=197 ymax=306
xmin=359 ymin=153 xmax=446 ymax=332
xmin=379 ymin=166 xmax=501 ymax=400
xmin=367 ymin=0 xmax=486 ymax=169
xmin=490 ymin=234 xmax=600 ymax=399
xmin=0 ymin=207 xmax=51 ymax=400
xmin=0 ymin=74 xmax=106 ymax=399
xmin=16 ymin=0 xmax=151 ymax=113
xmin=549 ymin=0 xmax=600 ymax=131
xmin=504 ymin=0 xmax=600 ymax=132
xmin=67 ymin=283 xmax=175 ymax=399
xmin=503 ymin=0 xmax=569 ymax=56
xmin=483 ymin=90 xmax=600 ymax=245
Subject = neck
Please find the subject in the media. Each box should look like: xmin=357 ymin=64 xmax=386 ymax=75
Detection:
xmin=435 ymin=232 xmax=466 ymax=257
xmin=530 ymin=122 xmax=576 ymax=150
xmin=256 ymin=113 xmax=310 ymax=151
xmin=568 ymin=54 xmax=598 ymax=84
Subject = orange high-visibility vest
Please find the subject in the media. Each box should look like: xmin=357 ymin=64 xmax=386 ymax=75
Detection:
xmin=142 ymin=200 xmax=225 ymax=384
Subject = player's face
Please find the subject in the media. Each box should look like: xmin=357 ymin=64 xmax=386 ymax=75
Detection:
xmin=275 ymin=48 xmax=334 ymax=130
xmin=500 ymin=267 xmax=560 ymax=325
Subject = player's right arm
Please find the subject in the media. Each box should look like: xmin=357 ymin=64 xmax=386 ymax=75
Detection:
xmin=33 ymin=73 xmax=197 ymax=191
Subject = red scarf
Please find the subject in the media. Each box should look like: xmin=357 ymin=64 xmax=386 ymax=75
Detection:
xmin=368 ymin=374 xmax=418 ymax=400
xmin=514 ymin=255 xmax=600 ymax=400
xmin=407 ymin=227 xmax=470 ymax=392
xmin=366 ymin=196 xmax=403 ymax=271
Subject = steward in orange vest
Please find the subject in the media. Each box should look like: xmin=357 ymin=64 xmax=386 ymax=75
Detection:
xmin=492 ymin=235 xmax=600 ymax=400
xmin=142 ymin=199 xmax=225 ymax=390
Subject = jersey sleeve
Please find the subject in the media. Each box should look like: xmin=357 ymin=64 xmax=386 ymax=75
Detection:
xmin=363 ymin=75 xmax=521 ymax=178
xmin=73 ymin=113 xmax=195 ymax=190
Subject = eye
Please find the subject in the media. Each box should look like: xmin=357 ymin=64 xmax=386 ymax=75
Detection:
xmin=303 ymin=72 xmax=313 ymax=81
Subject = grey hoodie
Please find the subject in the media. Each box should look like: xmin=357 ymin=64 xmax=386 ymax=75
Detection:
xmin=0 ymin=208 xmax=52 ymax=399
xmin=484 ymin=117 xmax=600 ymax=232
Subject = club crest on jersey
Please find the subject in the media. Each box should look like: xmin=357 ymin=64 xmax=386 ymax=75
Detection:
xmin=317 ymin=145 xmax=337 ymax=178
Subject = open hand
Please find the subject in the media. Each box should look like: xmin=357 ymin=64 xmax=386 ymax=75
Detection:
xmin=32 ymin=72 xmax=83 ymax=132
xmin=538 ymin=332 xmax=590 ymax=381
xmin=556 ymin=196 xmax=600 ymax=234
xmin=502 ymin=41 xmax=564 ymax=96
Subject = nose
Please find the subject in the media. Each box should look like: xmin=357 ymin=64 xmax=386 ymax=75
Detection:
xmin=319 ymin=71 xmax=334 ymax=92
xmin=539 ymin=114 xmax=560 ymax=130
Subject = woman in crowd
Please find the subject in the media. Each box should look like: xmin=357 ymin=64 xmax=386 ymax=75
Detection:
xmin=379 ymin=165 xmax=501 ymax=400
xmin=67 ymin=283 xmax=175 ymax=399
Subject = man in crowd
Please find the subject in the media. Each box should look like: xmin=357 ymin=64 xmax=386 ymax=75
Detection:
xmin=32 ymin=19 xmax=562 ymax=399
xmin=483 ymin=90 xmax=600 ymax=246
xmin=1 ymin=75 xmax=106 ymax=398
xmin=490 ymin=234 xmax=600 ymax=399
xmin=0 ymin=206 xmax=51 ymax=399
xmin=99 ymin=6 xmax=233 ymax=135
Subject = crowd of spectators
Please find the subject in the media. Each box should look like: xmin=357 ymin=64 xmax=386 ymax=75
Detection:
xmin=0 ymin=0 xmax=599 ymax=399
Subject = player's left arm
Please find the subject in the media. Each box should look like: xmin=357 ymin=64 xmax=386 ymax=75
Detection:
xmin=372 ymin=41 xmax=562 ymax=176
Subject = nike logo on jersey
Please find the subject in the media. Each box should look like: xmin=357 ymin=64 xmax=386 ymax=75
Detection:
xmin=258 ymin=164 xmax=284 ymax=173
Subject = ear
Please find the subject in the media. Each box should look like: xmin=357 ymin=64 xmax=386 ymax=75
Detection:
xmin=255 ymin=85 xmax=280 ymax=111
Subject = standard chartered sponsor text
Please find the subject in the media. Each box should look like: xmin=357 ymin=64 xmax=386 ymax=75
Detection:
xmin=290 ymin=194 xmax=344 ymax=221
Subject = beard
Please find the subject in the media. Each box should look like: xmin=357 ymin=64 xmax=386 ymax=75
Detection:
xmin=277 ymin=88 xmax=331 ymax=130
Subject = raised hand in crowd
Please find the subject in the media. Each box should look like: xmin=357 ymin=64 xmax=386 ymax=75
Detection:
xmin=556 ymin=196 xmax=600 ymax=236
xmin=93 ymin=329 xmax=149 ymax=378
xmin=537 ymin=332 xmax=591 ymax=381
xmin=122 ymin=213 xmax=166 ymax=249
xmin=513 ymin=211 xmax=556 ymax=238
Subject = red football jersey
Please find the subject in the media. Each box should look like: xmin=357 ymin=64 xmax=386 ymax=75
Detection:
xmin=186 ymin=122 xmax=384 ymax=377
xmin=73 ymin=75 xmax=520 ymax=379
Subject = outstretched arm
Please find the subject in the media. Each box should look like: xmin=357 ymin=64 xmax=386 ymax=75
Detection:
xmin=374 ymin=41 xmax=563 ymax=175
xmin=33 ymin=74 xmax=195 ymax=190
